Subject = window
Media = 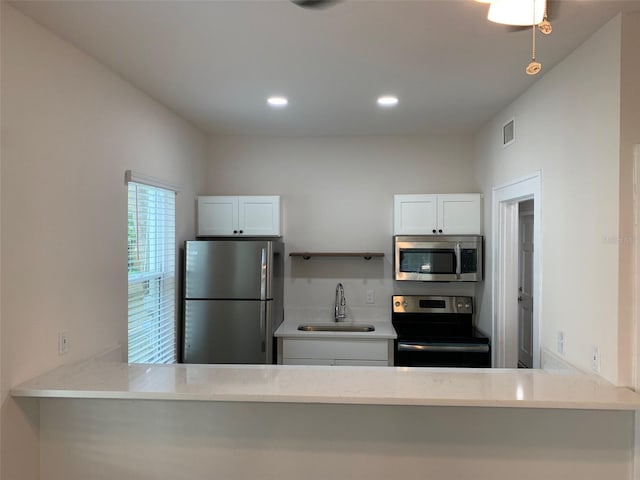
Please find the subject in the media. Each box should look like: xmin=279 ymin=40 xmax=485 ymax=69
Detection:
xmin=127 ymin=176 xmax=176 ymax=363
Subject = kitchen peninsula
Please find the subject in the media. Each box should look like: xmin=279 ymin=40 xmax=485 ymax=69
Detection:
xmin=12 ymin=359 xmax=640 ymax=480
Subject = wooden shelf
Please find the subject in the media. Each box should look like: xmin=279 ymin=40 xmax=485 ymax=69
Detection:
xmin=289 ymin=252 xmax=384 ymax=260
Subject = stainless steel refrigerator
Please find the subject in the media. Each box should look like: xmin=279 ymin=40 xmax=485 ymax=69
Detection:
xmin=182 ymin=239 xmax=284 ymax=364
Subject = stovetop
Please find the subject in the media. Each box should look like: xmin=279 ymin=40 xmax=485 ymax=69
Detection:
xmin=391 ymin=294 xmax=489 ymax=344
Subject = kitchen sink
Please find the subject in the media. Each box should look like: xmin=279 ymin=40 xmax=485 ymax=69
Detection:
xmin=297 ymin=324 xmax=376 ymax=332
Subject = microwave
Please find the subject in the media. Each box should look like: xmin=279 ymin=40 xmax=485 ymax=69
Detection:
xmin=394 ymin=235 xmax=483 ymax=282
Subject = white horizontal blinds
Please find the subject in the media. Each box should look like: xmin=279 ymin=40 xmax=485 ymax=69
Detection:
xmin=127 ymin=181 xmax=176 ymax=364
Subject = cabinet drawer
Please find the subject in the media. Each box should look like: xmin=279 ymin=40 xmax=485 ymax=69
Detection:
xmin=334 ymin=359 xmax=389 ymax=366
xmin=282 ymin=357 xmax=334 ymax=366
xmin=282 ymin=338 xmax=388 ymax=361
xmin=282 ymin=358 xmax=389 ymax=366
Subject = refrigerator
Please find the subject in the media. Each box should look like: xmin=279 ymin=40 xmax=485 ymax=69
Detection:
xmin=182 ymin=239 xmax=284 ymax=364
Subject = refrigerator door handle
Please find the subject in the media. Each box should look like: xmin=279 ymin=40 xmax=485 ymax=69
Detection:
xmin=260 ymin=301 xmax=271 ymax=358
xmin=260 ymin=247 xmax=268 ymax=300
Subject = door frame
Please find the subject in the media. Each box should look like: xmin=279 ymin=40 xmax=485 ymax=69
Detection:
xmin=634 ymin=144 xmax=640 ymax=480
xmin=635 ymin=144 xmax=640 ymax=390
xmin=492 ymin=172 xmax=542 ymax=368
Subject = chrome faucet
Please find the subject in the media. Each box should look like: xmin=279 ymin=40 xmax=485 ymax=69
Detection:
xmin=334 ymin=283 xmax=346 ymax=322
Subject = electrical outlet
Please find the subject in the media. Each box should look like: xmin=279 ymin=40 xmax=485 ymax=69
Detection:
xmin=58 ymin=331 xmax=69 ymax=355
xmin=365 ymin=289 xmax=375 ymax=304
xmin=591 ymin=345 xmax=601 ymax=373
xmin=557 ymin=331 xmax=565 ymax=355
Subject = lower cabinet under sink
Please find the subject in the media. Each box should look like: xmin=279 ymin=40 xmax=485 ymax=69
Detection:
xmin=277 ymin=337 xmax=394 ymax=366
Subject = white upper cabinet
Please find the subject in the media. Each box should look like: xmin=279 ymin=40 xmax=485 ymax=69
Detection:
xmin=394 ymin=194 xmax=481 ymax=235
xmin=393 ymin=194 xmax=438 ymax=235
xmin=197 ymin=195 xmax=281 ymax=237
xmin=438 ymin=194 xmax=481 ymax=235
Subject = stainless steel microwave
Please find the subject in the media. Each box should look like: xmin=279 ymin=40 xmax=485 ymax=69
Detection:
xmin=394 ymin=235 xmax=483 ymax=282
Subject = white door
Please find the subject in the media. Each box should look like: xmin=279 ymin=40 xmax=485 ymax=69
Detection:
xmin=517 ymin=203 xmax=534 ymax=368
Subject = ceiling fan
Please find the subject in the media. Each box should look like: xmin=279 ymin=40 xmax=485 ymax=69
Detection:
xmin=501 ymin=1 xmax=556 ymax=35
xmin=482 ymin=0 xmax=557 ymax=75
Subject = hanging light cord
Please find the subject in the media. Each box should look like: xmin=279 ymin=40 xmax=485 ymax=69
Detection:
xmin=532 ymin=19 xmax=536 ymax=61
xmin=525 ymin=0 xmax=542 ymax=75
xmin=532 ymin=0 xmax=536 ymax=60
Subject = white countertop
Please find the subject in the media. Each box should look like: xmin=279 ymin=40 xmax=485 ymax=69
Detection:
xmin=274 ymin=318 xmax=397 ymax=339
xmin=11 ymin=360 xmax=640 ymax=410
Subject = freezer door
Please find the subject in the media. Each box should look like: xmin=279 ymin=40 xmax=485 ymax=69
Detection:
xmin=185 ymin=240 xmax=274 ymax=300
xmin=183 ymin=300 xmax=272 ymax=364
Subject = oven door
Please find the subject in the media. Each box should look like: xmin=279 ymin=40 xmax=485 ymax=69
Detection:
xmin=393 ymin=236 xmax=482 ymax=282
xmin=395 ymin=340 xmax=491 ymax=367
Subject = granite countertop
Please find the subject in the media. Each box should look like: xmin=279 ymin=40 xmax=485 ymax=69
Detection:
xmin=11 ymin=360 xmax=640 ymax=410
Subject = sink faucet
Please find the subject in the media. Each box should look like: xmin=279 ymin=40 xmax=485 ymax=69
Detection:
xmin=334 ymin=283 xmax=346 ymax=322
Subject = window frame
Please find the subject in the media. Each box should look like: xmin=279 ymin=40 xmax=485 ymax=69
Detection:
xmin=126 ymin=170 xmax=178 ymax=364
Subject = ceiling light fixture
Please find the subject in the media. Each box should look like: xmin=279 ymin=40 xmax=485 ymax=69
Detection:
xmin=479 ymin=0 xmax=549 ymax=75
xmin=267 ymin=96 xmax=288 ymax=107
xmin=377 ymin=96 xmax=399 ymax=107
xmin=487 ymin=0 xmax=544 ymax=26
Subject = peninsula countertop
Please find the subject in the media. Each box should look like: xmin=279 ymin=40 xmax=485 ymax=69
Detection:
xmin=11 ymin=360 xmax=640 ymax=410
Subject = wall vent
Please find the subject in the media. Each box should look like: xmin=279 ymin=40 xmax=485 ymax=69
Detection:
xmin=502 ymin=119 xmax=515 ymax=147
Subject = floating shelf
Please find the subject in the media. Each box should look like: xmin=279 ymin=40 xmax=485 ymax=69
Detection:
xmin=289 ymin=252 xmax=384 ymax=261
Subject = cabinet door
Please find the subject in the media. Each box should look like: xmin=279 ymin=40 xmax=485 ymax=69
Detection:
xmin=281 ymin=338 xmax=388 ymax=363
xmin=393 ymin=194 xmax=438 ymax=235
xmin=197 ymin=196 xmax=238 ymax=236
xmin=238 ymin=196 xmax=281 ymax=236
xmin=437 ymin=194 xmax=481 ymax=234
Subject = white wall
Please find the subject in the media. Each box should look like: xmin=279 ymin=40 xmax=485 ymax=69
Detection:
xmin=207 ymin=135 xmax=478 ymax=322
xmin=39 ymin=399 xmax=635 ymax=480
xmin=0 ymin=4 xmax=208 ymax=479
xmin=619 ymin=12 xmax=640 ymax=388
xmin=474 ymin=16 xmax=622 ymax=382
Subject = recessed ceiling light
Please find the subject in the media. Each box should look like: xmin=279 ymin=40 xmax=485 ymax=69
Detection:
xmin=267 ymin=96 xmax=288 ymax=107
xmin=377 ymin=96 xmax=398 ymax=107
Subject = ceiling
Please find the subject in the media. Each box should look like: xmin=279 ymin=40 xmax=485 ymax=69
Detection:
xmin=9 ymin=0 xmax=640 ymax=136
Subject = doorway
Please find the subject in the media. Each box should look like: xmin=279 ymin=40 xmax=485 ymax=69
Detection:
xmin=517 ymin=199 xmax=534 ymax=368
xmin=492 ymin=172 xmax=541 ymax=369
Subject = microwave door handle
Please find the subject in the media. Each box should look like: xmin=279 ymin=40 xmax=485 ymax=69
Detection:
xmin=455 ymin=243 xmax=461 ymax=279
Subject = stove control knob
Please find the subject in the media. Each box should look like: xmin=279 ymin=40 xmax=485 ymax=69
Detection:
xmin=465 ymin=303 xmax=471 ymax=309
xmin=456 ymin=302 xmax=463 ymax=309
xmin=394 ymin=301 xmax=401 ymax=307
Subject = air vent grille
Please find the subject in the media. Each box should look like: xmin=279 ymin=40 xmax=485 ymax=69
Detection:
xmin=503 ymin=119 xmax=515 ymax=147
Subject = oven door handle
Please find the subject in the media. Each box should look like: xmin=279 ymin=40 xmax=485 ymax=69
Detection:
xmin=398 ymin=342 xmax=489 ymax=353
xmin=455 ymin=243 xmax=461 ymax=279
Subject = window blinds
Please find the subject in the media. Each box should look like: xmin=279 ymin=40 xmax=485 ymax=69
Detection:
xmin=127 ymin=180 xmax=176 ymax=364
